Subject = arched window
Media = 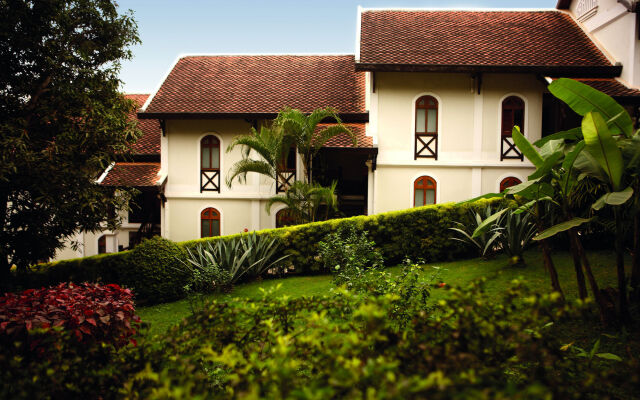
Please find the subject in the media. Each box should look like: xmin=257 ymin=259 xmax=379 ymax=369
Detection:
xmin=200 ymin=135 xmax=220 ymax=192
xmin=414 ymin=176 xmax=437 ymax=207
xmin=201 ymin=207 xmax=221 ymax=238
xmin=415 ymin=95 xmax=438 ymax=160
xmin=98 ymin=235 xmax=106 ymax=254
xmin=501 ymin=96 xmax=525 ymax=161
xmin=500 ymin=177 xmax=522 ymax=192
xmin=275 ymin=208 xmax=296 ymax=228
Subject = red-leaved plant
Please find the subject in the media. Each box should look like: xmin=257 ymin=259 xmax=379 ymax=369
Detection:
xmin=0 ymin=282 xmax=141 ymax=354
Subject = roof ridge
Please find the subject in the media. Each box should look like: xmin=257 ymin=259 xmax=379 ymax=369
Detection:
xmin=360 ymin=8 xmax=560 ymax=12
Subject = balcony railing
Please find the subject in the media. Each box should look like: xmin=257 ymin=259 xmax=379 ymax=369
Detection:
xmin=276 ymin=169 xmax=296 ymax=193
xmin=415 ymin=133 xmax=438 ymax=160
xmin=200 ymin=169 xmax=220 ymax=192
xmin=500 ymin=136 xmax=524 ymax=161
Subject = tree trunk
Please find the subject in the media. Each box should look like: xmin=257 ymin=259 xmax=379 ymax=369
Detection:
xmin=614 ymin=209 xmax=632 ymax=325
xmin=567 ymin=229 xmax=588 ymax=300
xmin=0 ymin=187 xmax=10 ymax=290
xmin=631 ymin=212 xmax=640 ymax=302
xmin=570 ymin=229 xmax=608 ymax=325
xmin=534 ymin=203 xmax=564 ymax=300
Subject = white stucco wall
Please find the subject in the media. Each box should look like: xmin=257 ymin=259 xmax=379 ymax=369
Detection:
xmin=370 ymin=72 xmax=539 ymax=214
xmin=569 ymin=0 xmax=639 ymax=87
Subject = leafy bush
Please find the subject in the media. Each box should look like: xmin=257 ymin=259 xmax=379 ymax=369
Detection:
xmin=317 ymin=226 xmax=384 ymax=287
xmin=0 ymin=282 xmax=140 ymax=351
xmin=0 ymin=283 xmax=143 ymax=399
xmin=118 ymin=279 xmax=637 ymax=399
xmin=123 ymin=236 xmax=189 ymax=305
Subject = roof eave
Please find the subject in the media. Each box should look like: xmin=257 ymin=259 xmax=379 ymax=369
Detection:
xmin=137 ymin=111 xmax=370 ymax=123
xmin=354 ymin=63 xmax=622 ymax=77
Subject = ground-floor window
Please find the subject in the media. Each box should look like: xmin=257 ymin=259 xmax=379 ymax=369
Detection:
xmin=98 ymin=235 xmax=106 ymax=254
xmin=500 ymin=176 xmax=522 ymax=192
xmin=414 ymin=176 xmax=436 ymax=206
xmin=201 ymin=207 xmax=221 ymax=237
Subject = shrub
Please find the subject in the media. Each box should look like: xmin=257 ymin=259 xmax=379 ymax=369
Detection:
xmin=449 ymin=205 xmax=502 ymax=259
xmin=317 ymin=226 xmax=384 ymax=287
xmin=0 ymin=282 xmax=142 ymax=399
xmin=123 ymin=236 xmax=189 ymax=305
xmin=119 ymin=280 xmax=637 ymax=399
xmin=495 ymin=209 xmax=537 ymax=265
xmin=0 ymin=282 xmax=140 ymax=352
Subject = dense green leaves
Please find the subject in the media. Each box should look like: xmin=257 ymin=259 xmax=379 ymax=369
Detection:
xmin=513 ymin=126 xmax=544 ymax=167
xmin=582 ymin=112 xmax=624 ymax=190
xmin=548 ymin=78 xmax=633 ymax=137
xmin=0 ymin=0 xmax=141 ymax=271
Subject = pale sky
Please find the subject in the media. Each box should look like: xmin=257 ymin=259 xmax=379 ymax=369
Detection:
xmin=117 ymin=0 xmax=558 ymax=94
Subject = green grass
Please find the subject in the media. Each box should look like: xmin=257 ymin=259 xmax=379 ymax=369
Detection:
xmin=138 ymin=249 xmax=626 ymax=336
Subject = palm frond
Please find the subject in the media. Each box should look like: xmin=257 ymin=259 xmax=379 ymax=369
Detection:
xmin=226 ymin=159 xmax=276 ymax=187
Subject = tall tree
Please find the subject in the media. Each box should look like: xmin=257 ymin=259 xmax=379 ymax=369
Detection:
xmin=274 ymin=107 xmax=356 ymax=181
xmin=0 ymin=0 xmax=141 ymax=277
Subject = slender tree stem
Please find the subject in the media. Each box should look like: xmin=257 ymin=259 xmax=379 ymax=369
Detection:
xmin=570 ymin=229 xmax=608 ymax=325
xmin=535 ymin=203 xmax=564 ymax=300
xmin=614 ymin=208 xmax=632 ymax=325
xmin=567 ymin=228 xmax=588 ymax=300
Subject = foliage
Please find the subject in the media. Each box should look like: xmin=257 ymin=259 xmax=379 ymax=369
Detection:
xmin=118 ymin=279 xmax=640 ymax=399
xmin=0 ymin=0 xmax=141 ymax=273
xmin=226 ymin=125 xmax=295 ymax=189
xmin=124 ymin=236 xmax=190 ymax=305
xmin=274 ymin=107 xmax=356 ymax=179
xmin=317 ymin=226 xmax=384 ymax=287
xmin=494 ymin=209 xmax=537 ymax=265
xmin=0 ymin=282 xmax=140 ymax=351
xmin=266 ymin=180 xmax=339 ymax=224
xmin=449 ymin=206 xmax=501 ymax=259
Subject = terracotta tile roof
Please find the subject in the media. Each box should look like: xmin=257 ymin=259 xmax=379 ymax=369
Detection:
xmin=101 ymin=162 xmax=161 ymax=187
xmin=319 ymin=123 xmax=374 ymax=148
xmin=575 ymin=79 xmax=640 ymax=98
xmin=358 ymin=10 xmax=615 ymax=73
xmin=142 ymin=55 xmax=366 ymax=116
xmin=125 ymin=94 xmax=160 ymax=155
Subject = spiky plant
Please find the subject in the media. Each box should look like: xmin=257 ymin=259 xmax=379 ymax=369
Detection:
xmin=449 ymin=206 xmax=502 ymax=259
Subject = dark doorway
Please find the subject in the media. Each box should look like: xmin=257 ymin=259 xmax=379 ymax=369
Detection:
xmin=312 ymin=149 xmax=373 ymax=217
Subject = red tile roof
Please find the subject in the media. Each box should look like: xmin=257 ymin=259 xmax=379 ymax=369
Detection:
xmin=141 ymin=55 xmax=366 ymax=117
xmin=101 ymin=162 xmax=161 ymax=187
xmin=125 ymin=94 xmax=160 ymax=155
xmin=357 ymin=10 xmax=616 ymax=75
xmin=320 ymin=124 xmax=374 ymax=148
xmin=575 ymin=79 xmax=640 ymax=98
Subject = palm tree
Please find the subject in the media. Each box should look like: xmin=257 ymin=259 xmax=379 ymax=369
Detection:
xmin=274 ymin=107 xmax=357 ymax=181
xmin=265 ymin=181 xmax=338 ymax=224
xmin=226 ymin=125 xmax=295 ymax=190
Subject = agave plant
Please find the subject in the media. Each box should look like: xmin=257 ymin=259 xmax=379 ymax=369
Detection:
xmin=449 ymin=206 xmax=501 ymax=259
xmin=493 ymin=209 xmax=537 ymax=266
xmin=240 ymin=232 xmax=290 ymax=277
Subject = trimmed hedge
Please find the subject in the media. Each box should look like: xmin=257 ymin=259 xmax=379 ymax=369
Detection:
xmin=12 ymin=198 xmax=508 ymax=302
xmin=183 ymin=198 xmax=510 ymax=275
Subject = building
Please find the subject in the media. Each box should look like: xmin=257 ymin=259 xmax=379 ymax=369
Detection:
xmin=55 ymin=2 xmax=640 ymax=259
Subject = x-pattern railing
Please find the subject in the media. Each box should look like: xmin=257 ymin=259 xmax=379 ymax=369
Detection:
xmin=277 ymin=169 xmax=296 ymax=193
xmin=201 ymin=169 xmax=220 ymax=192
xmin=501 ymin=136 xmax=524 ymax=161
xmin=415 ymin=133 xmax=438 ymax=160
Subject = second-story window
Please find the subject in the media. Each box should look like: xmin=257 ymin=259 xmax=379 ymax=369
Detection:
xmin=414 ymin=176 xmax=436 ymax=206
xmin=501 ymin=96 xmax=525 ymax=161
xmin=201 ymin=135 xmax=220 ymax=192
xmin=415 ymin=95 xmax=439 ymax=160
xmin=277 ymin=145 xmax=296 ymax=193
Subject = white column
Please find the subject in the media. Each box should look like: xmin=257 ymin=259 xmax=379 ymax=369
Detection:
xmin=472 ymin=167 xmax=482 ymax=198
xmin=251 ymin=200 xmax=260 ymax=231
xmin=473 ymin=88 xmax=483 ymax=160
xmin=366 ymin=160 xmax=375 ymax=215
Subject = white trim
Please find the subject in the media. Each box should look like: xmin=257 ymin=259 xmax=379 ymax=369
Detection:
xmin=409 ymin=172 xmax=440 ymax=208
xmin=165 ymin=193 xmax=276 ymax=200
xmin=96 ymin=162 xmax=115 ymax=184
xmin=271 ymin=204 xmax=289 ymax=228
xmin=496 ymin=172 xmax=527 ymax=193
xmin=197 ymin=132 xmax=224 ymax=194
xmin=560 ymin=10 xmax=619 ymax=65
xmin=140 ymin=55 xmax=183 ymax=112
xmin=355 ymin=6 xmax=363 ymax=62
xmin=411 ymin=92 xmax=442 ymax=161
xmin=376 ymin=161 xmax=535 ymax=168
xmin=197 ymin=205 xmax=223 ymax=237
xmin=497 ymin=93 xmax=528 ymax=162
xmin=360 ymin=7 xmax=557 ymax=12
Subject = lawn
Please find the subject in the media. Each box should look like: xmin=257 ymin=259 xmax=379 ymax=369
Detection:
xmin=138 ymin=249 xmax=625 ymax=336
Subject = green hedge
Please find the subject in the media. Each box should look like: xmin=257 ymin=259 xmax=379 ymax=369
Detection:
xmin=12 ymin=198 xmax=507 ymax=301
